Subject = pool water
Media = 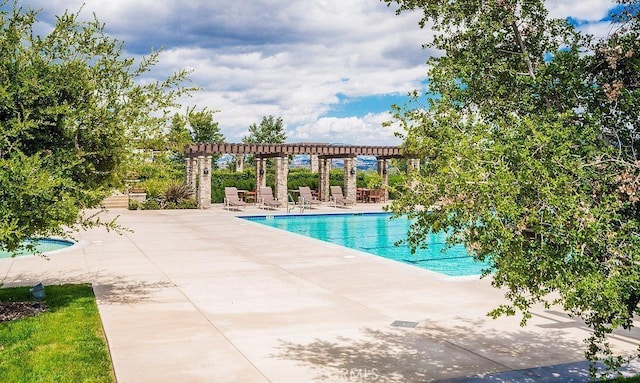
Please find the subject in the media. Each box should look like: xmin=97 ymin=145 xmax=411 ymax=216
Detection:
xmin=242 ymin=212 xmax=489 ymax=277
xmin=0 ymin=238 xmax=75 ymax=258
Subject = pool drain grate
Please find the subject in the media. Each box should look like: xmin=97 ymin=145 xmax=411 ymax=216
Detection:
xmin=390 ymin=320 xmax=419 ymax=328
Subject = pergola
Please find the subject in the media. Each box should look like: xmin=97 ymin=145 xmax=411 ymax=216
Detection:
xmin=184 ymin=143 xmax=420 ymax=208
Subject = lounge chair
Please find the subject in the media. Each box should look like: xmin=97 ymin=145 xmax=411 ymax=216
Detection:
xmin=258 ymin=186 xmax=283 ymax=210
xmin=224 ymin=187 xmax=247 ymax=210
xmin=330 ymin=186 xmax=355 ymax=208
xmin=298 ymin=186 xmax=321 ymax=209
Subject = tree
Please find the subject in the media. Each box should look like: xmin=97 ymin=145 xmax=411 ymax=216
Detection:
xmin=384 ymin=0 xmax=640 ymax=373
xmin=242 ymin=115 xmax=287 ymax=144
xmin=167 ymin=107 xmax=224 ymax=151
xmin=187 ymin=107 xmax=225 ymax=144
xmin=0 ymin=3 xmax=192 ymax=253
xmin=162 ymin=107 xmax=225 ymax=171
xmin=166 ymin=113 xmax=193 ymax=153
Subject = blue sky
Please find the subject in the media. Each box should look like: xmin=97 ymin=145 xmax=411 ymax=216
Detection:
xmin=325 ymin=93 xmax=410 ymax=118
xmin=9 ymin=0 xmax=621 ymax=145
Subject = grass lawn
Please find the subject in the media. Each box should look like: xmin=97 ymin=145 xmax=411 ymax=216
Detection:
xmin=0 ymin=284 xmax=114 ymax=383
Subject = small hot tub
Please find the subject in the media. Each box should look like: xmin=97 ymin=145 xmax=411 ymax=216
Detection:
xmin=0 ymin=238 xmax=75 ymax=258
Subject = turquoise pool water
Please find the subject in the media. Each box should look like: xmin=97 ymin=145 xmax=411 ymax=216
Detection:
xmin=242 ymin=212 xmax=488 ymax=277
xmin=0 ymin=238 xmax=75 ymax=259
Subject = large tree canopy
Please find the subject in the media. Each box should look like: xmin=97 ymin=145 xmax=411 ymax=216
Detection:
xmin=385 ymin=0 xmax=640 ymax=372
xmin=0 ymin=3 xmax=192 ymax=253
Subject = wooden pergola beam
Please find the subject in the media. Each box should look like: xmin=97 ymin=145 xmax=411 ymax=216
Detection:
xmin=185 ymin=143 xmax=408 ymax=158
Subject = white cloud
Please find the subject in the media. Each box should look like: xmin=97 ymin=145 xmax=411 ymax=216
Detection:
xmin=289 ymin=113 xmax=403 ymax=146
xmin=546 ymin=0 xmax=612 ymax=21
xmin=578 ymin=21 xmax=619 ymax=39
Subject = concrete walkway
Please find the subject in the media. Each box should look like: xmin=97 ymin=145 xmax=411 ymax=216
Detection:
xmin=2 ymin=204 xmax=640 ymax=382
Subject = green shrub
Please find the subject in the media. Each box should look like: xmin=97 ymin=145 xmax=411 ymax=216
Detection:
xmin=208 ymin=166 xmax=406 ymax=202
xmin=364 ymin=171 xmax=383 ymax=189
xmin=162 ymin=183 xmax=194 ymax=204
xmin=210 ymin=169 xmax=256 ymax=203
xmin=128 ymin=199 xmax=140 ymax=210
xmin=141 ymin=199 xmax=161 ymax=210
xmin=128 ymin=180 xmax=199 ymax=210
xmin=177 ymin=198 xmax=198 ymax=209
xmin=386 ymin=173 xmax=405 ymax=200
xmin=141 ymin=178 xmax=175 ymax=199
xmin=210 ymin=168 xmax=344 ymax=203
xmin=287 ymin=168 xmax=318 ymax=190
xmin=135 ymin=154 xmax=184 ymax=181
xmin=329 ymin=168 xmax=345 ymax=186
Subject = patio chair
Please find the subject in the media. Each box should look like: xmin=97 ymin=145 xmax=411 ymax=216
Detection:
xmin=330 ymin=186 xmax=355 ymax=208
xmin=288 ymin=193 xmax=304 ymax=213
xmin=224 ymin=187 xmax=247 ymax=210
xmin=298 ymin=186 xmax=321 ymax=209
xmin=368 ymin=188 xmax=384 ymax=203
xmin=258 ymin=186 xmax=283 ymax=210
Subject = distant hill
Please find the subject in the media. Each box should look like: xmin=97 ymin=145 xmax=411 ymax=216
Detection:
xmin=217 ymin=153 xmax=380 ymax=171
xmin=290 ymin=155 xmax=378 ymax=170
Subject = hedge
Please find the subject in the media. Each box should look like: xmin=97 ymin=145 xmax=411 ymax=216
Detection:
xmin=209 ymin=168 xmax=404 ymax=203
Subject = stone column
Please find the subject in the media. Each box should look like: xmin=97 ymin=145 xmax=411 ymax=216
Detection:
xmin=310 ymin=155 xmax=319 ymax=173
xmin=185 ymin=157 xmax=191 ymax=184
xmin=343 ymin=156 xmax=357 ymax=203
xmin=256 ymin=157 xmax=267 ymax=189
xmin=184 ymin=158 xmax=198 ymax=193
xmin=191 ymin=157 xmax=198 ymax=192
xmin=197 ymin=156 xmax=212 ymax=209
xmin=274 ymin=155 xmax=289 ymax=203
xmin=318 ymin=157 xmax=330 ymax=202
xmin=235 ymin=155 xmax=244 ymax=172
xmin=195 ymin=156 xmax=202 ymax=203
xmin=377 ymin=158 xmax=389 ymax=201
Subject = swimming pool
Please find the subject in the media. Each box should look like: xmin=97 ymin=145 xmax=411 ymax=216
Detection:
xmin=0 ymin=238 xmax=75 ymax=259
xmin=242 ymin=212 xmax=489 ymax=277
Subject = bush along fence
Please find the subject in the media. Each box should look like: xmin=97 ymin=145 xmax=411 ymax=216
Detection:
xmin=209 ymin=168 xmax=404 ymax=203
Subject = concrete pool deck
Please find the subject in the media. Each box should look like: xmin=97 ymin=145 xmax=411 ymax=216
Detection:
xmin=2 ymin=203 xmax=640 ymax=382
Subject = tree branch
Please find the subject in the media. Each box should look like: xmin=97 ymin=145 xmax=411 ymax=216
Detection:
xmin=511 ymin=21 xmax=536 ymax=80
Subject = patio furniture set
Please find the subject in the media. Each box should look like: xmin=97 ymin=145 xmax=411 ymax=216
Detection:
xmin=223 ymin=186 xmax=386 ymax=212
